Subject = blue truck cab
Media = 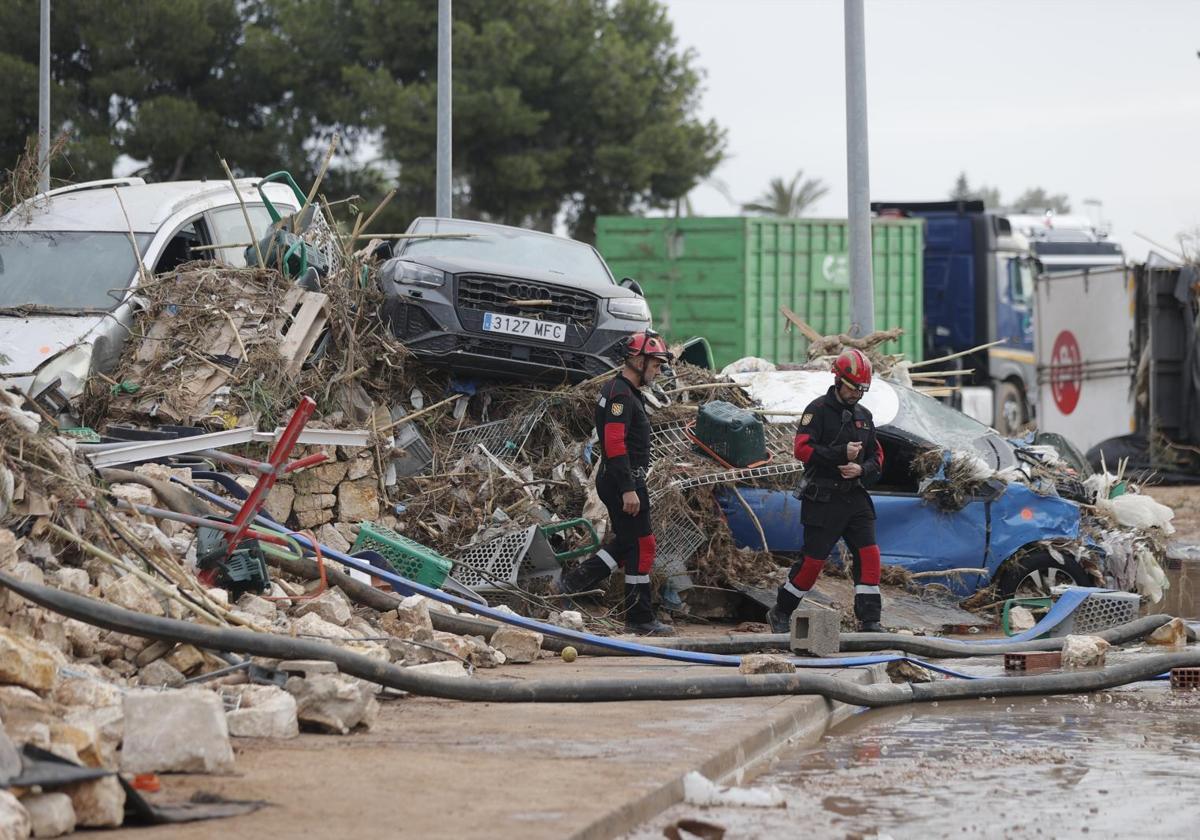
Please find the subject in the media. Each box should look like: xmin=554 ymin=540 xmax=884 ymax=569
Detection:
xmin=874 ymin=200 xmax=1036 ymax=434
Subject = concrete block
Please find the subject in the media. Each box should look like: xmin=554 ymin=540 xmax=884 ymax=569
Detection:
xmin=224 ymin=685 xmax=299 ymax=739
xmin=20 ymin=793 xmax=74 ymax=838
xmin=292 ymin=612 xmax=354 ymax=640
xmin=489 ymin=628 xmax=542 ymax=664
xmin=1061 ymin=635 xmax=1109 ymax=668
xmin=136 ymin=658 xmax=186 ymax=688
xmin=277 ymin=659 xmax=339 ymax=679
xmin=0 ymin=627 xmax=60 ymax=693
xmin=788 ymin=602 xmax=840 ymax=657
xmin=120 ymin=688 xmax=234 ymax=774
xmin=286 ymin=675 xmax=375 ymax=735
xmin=738 ymin=654 xmax=796 ymax=675
xmin=294 ymin=587 xmax=353 ymax=627
xmin=62 ymin=777 xmax=124 ymax=828
xmin=405 ymin=661 xmax=470 ymax=679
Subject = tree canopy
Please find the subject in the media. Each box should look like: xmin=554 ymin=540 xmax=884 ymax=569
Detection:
xmin=948 ymin=172 xmax=1071 ymax=214
xmin=741 ymin=170 xmax=829 ymax=217
xmin=0 ymin=0 xmax=725 ymax=240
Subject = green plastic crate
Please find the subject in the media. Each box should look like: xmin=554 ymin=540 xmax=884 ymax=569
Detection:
xmin=692 ymin=401 xmax=767 ymax=467
xmin=351 ymin=522 xmax=452 ymax=588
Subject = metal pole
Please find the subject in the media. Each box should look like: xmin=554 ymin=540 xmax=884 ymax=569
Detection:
xmin=844 ymin=0 xmax=874 ymax=336
xmin=37 ymin=0 xmax=50 ymax=193
xmin=436 ymin=0 xmax=452 ymax=217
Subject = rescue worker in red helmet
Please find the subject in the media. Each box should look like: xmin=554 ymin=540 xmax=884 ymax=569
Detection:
xmin=767 ymin=347 xmax=887 ymax=634
xmin=555 ymin=330 xmax=676 ymax=636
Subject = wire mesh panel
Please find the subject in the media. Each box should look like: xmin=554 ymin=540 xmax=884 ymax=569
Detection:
xmin=654 ymin=509 xmax=706 ymax=591
xmin=651 ymin=419 xmax=795 ymax=461
xmin=448 ymin=401 xmax=548 ymax=462
xmin=651 ymin=460 xmax=805 ymax=501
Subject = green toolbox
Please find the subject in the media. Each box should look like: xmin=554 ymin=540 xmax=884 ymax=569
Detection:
xmin=690 ymin=401 xmax=768 ymax=468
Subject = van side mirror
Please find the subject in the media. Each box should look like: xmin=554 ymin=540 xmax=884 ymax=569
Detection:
xmin=620 ymin=277 xmax=644 ymax=296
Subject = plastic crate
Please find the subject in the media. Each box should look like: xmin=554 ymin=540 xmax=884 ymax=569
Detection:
xmin=1048 ymin=591 xmax=1141 ymax=637
xmin=451 ymin=526 xmax=562 ymax=614
xmin=691 ymin=401 xmax=767 ymax=467
xmin=350 ymin=522 xmax=452 ymax=588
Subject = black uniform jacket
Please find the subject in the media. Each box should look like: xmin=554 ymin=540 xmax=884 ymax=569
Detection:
xmin=595 ymin=373 xmax=651 ymax=492
xmin=793 ymin=386 xmax=884 ymax=487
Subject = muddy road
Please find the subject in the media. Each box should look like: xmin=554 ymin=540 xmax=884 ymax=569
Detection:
xmin=632 ymin=684 xmax=1200 ymax=839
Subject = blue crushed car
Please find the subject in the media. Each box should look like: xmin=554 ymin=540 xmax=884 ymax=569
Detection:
xmin=714 ymin=370 xmax=1098 ymax=598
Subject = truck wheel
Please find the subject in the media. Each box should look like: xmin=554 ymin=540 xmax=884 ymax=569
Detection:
xmin=994 ymin=382 xmax=1027 ymax=435
xmin=995 ymin=550 xmax=1090 ymax=600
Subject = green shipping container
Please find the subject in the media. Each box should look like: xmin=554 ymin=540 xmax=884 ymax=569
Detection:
xmin=595 ymin=216 xmax=924 ymax=368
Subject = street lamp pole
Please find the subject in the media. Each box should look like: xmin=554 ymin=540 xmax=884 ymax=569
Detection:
xmin=38 ymin=0 xmax=51 ymax=193
xmin=436 ymin=0 xmax=452 ymax=217
xmin=844 ymin=0 xmax=874 ymax=336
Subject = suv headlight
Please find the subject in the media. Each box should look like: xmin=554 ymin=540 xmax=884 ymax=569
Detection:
xmin=30 ymin=344 xmax=94 ymax=400
xmin=387 ymin=260 xmax=446 ymax=288
xmin=606 ymin=297 xmax=651 ymax=322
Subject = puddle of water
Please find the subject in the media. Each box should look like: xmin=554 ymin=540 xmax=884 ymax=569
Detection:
xmin=630 ymin=685 xmax=1200 ymax=839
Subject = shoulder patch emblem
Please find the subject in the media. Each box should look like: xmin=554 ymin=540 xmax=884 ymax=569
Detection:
xmin=800 ymin=413 xmax=813 ymax=426
xmin=611 ymin=402 xmax=624 ymax=417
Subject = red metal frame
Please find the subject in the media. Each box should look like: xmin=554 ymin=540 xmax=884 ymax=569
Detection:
xmin=223 ymin=396 xmax=325 ymax=557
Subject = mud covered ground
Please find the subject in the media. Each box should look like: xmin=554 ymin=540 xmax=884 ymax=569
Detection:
xmin=630 ymin=683 xmax=1200 ymax=839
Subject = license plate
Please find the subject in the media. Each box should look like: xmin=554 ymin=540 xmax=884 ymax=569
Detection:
xmin=482 ymin=312 xmax=566 ymax=343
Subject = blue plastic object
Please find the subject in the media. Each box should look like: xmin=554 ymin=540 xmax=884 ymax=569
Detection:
xmin=718 ymin=482 xmax=1081 ymax=596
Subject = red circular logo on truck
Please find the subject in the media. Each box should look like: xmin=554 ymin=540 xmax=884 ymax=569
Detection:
xmin=1050 ymin=330 xmax=1083 ymax=415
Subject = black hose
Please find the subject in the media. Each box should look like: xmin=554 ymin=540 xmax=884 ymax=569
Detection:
xmin=535 ymin=615 xmax=1178 ymax=659
xmin=4 ymin=570 xmax=1197 ymax=706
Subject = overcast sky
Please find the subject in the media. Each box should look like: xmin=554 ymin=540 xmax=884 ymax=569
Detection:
xmin=659 ymin=0 xmax=1199 ymax=261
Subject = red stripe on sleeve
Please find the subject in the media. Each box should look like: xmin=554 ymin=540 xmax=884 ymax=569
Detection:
xmin=874 ymin=440 xmax=884 ymax=469
xmin=794 ymin=433 xmax=814 ymax=463
xmin=604 ymin=422 xmax=627 ymax=457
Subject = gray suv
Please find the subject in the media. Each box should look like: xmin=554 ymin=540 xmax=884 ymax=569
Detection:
xmin=379 ymin=217 xmax=652 ymax=382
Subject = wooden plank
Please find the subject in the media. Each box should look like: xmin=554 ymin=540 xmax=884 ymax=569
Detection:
xmin=278 ymin=291 xmax=329 ymax=375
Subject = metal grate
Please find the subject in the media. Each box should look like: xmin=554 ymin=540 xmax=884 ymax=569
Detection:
xmin=651 ymin=460 xmax=806 ymax=501
xmin=1049 ymin=591 xmax=1141 ymax=637
xmin=654 ymin=509 xmax=705 ymax=591
xmin=457 ymin=275 xmax=596 ymax=329
xmin=448 ymin=401 xmax=548 ymax=461
xmin=651 ymin=419 xmax=794 ymax=460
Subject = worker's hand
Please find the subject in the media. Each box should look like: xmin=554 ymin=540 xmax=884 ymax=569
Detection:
xmin=846 ymin=441 xmax=863 ymax=461
xmin=621 ymin=490 xmax=641 ymax=516
xmin=839 ymin=462 xmax=864 ymax=479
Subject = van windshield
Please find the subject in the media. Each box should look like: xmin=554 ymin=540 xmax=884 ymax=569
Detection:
xmin=0 ymin=231 xmax=152 ymax=310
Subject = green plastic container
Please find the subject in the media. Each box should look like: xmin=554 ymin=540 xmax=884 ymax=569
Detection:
xmin=692 ymin=401 xmax=767 ymax=467
xmin=596 ymin=216 xmax=925 ymax=368
xmin=351 ymin=522 xmax=453 ymax=588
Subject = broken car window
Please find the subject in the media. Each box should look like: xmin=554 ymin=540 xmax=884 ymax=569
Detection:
xmin=0 ymin=230 xmax=154 ymax=310
xmin=887 ymin=385 xmax=1008 ymax=465
xmin=398 ymin=218 xmax=613 ymax=285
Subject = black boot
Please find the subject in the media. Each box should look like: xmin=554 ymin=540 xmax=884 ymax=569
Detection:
xmin=623 ymin=580 xmax=674 ymax=636
xmin=858 ymin=620 xmax=884 ymax=633
xmin=766 ymin=606 xmax=792 ymax=635
xmin=624 ymin=617 xmax=676 ymax=637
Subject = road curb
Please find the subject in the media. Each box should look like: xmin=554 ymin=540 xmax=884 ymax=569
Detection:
xmin=569 ymin=663 xmax=888 ymax=840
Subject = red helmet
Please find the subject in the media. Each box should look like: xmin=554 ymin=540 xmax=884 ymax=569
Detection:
xmin=626 ymin=330 xmax=673 ymax=362
xmin=832 ymin=348 xmax=872 ymax=391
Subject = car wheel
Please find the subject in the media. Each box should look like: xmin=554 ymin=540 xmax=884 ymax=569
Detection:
xmin=995 ymin=550 xmax=1090 ymax=600
xmin=994 ymin=381 xmax=1027 ymax=435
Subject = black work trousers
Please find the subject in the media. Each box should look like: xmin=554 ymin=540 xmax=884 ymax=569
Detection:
xmin=775 ymin=487 xmax=882 ymax=623
xmin=559 ymin=469 xmax=656 ymax=624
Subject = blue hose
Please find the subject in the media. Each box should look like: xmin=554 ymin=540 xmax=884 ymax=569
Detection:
xmin=181 ymin=479 xmax=984 ymax=678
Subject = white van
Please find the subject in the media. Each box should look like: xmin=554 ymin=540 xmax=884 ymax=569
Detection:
xmin=0 ymin=177 xmax=301 ymax=412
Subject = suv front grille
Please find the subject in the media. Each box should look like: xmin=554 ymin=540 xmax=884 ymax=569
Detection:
xmin=456 ymin=274 xmax=597 ymax=331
